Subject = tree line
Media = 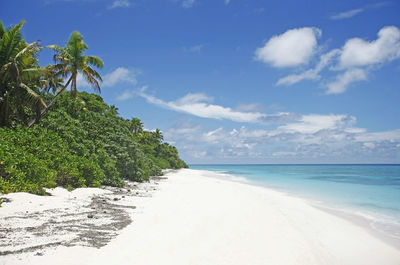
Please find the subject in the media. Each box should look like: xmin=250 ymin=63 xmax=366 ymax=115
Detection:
xmin=0 ymin=20 xmax=187 ymax=195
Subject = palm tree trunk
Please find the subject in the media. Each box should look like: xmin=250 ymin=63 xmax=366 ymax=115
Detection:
xmin=28 ymin=76 xmax=72 ymax=127
xmin=0 ymin=94 xmax=10 ymax=127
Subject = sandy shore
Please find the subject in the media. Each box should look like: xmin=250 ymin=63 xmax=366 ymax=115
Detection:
xmin=1 ymin=169 xmax=400 ymax=265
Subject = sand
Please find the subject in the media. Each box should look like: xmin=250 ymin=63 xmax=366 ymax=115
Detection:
xmin=1 ymin=169 xmax=400 ymax=265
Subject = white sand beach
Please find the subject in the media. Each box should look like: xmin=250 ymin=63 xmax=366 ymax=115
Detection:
xmin=1 ymin=169 xmax=400 ymax=265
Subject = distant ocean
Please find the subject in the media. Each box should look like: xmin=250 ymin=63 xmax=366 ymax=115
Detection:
xmin=190 ymin=164 xmax=400 ymax=244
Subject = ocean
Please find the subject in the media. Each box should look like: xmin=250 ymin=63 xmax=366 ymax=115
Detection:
xmin=190 ymin=164 xmax=400 ymax=244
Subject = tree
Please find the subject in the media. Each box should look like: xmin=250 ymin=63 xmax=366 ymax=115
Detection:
xmin=40 ymin=65 xmax=64 ymax=94
xmin=129 ymin=117 xmax=143 ymax=135
xmin=28 ymin=31 xmax=104 ymax=127
xmin=0 ymin=20 xmax=46 ymax=127
xmin=154 ymin=128 xmax=163 ymax=142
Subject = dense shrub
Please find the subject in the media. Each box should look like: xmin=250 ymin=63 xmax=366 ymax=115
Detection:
xmin=0 ymin=92 xmax=187 ymax=195
xmin=0 ymin=126 xmax=104 ymax=194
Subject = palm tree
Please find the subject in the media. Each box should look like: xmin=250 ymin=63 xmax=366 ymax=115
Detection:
xmin=40 ymin=65 xmax=64 ymax=94
xmin=28 ymin=31 xmax=104 ymax=127
xmin=0 ymin=20 xmax=46 ymax=127
xmin=108 ymin=105 xmax=119 ymax=115
xmin=154 ymin=129 xmax=163 ymax=142
xmin=129 ymin=117 xmax=143 ymax=135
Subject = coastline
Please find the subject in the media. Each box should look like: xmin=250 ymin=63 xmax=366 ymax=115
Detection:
xmin=193 ymin=166 xmax=400 ymax=250
xmin=1 ymin=168 xmax=400 ymax=265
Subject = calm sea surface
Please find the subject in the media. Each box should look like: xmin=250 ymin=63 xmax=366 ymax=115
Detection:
xmin=190 ymin=164 xmax=400 ymax=242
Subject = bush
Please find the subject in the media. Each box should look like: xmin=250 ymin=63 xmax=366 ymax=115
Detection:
xmin=0 ymin=92 xmax=187 ymax=195
xmin=0 ymin=126 xmax=104 ymax=194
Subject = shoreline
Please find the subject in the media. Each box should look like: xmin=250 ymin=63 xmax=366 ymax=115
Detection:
xmin=1 ymin=168 xmax=400 ymax=264
xmin=195 ymin=168 xmax=400 ymax=250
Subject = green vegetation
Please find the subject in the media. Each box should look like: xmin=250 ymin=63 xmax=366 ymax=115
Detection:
xmin=0 ymin=21 xmax=187 ymax=195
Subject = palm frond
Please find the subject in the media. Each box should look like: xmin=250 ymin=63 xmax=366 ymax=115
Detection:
xmin=19 ymin=82 xmax=47 ymax=109
xmin=14 ymin=41 xmax=41 ymax=61
xmin=82 ymin=64 xmax=102 ymax=81
xmin=21 ymin=67 xmax=44 ymax=81
xmin=0 ymin=21 xmax=5 ymax=39
xmin=0 ymin=20 xmax=26 ymax=67
xmin=67 ymin=31 xmax=88 ymax=59
xmin=81 ymin=66 xmax=101 ymax=93
xmin=85 ymin=55 xmax=104 ymax=69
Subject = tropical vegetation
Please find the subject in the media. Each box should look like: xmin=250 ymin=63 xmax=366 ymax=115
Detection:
xmin=0 ymin=20 xmax=187 ymax=195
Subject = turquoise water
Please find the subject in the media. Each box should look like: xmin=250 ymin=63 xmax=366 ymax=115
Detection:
xmin=190 ymin=164 xmax=400 ymax=241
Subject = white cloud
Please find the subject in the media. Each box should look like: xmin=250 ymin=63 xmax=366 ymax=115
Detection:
xmin=330 ymin=8 xmax=364 ymax=20
xmin=277 ymin=49 xmax=340 ymax=86
xmin=183 ymin=44 xmax=204 ymax=53
xmin=202 ymin=127 xmax=225 ymax=143
xmin=255 ymin=27 xmax=321 ymax=68
xmin=164 ymin=114 xmax=400 ymax=163
xmin=276 ymin=69 xmax=319 ymax=86
xmin=182 ymin=0 xmax=195 ymax=8
xmin=277 ymin=114 xmax=355 ymax=134
xmin=76 ymin=67 xmax=139 ymax=91
xmin=225 ymin=0 xmax=231 ymax=5
xmin=275 ymin=26 xmax=400 ymax=94
xmin=330 ymin=3 xmax=390 ymax=21
xmin=326 ymin=68 xmax=367 ymax=94
xmin=137 ymin=90 xmax=296 ymax=124
xmin=116 ymin=90 xmax=134 ymax=101
xmin=109 ymin=0 xmax=130 ymax=9
xmin=175 ymin=93 xmax=213 ymax=104
xmin=102 ymin=67 xmax=139 ymax=87
xmin=355 ymin=129 xmax=400 ymax=142
xmin=138 ymin=92 xmax=266 ymax=123
xmin=340 ymin=26 xmax=400 ymax=68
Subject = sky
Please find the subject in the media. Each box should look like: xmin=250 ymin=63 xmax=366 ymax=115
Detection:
xmin=1 ymin=0 xmax=400 ymax=164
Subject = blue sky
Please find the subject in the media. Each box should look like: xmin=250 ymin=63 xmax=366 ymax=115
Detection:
xmin=1 ymin=0 xmax=400 ymax=164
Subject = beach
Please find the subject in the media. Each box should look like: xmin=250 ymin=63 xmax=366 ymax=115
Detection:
xmin=1 ymin=168 xmax=400 ymax=265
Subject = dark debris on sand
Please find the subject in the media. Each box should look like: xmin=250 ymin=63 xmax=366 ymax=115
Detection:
xmin=0 ymin=177 xmax=166 ymax=257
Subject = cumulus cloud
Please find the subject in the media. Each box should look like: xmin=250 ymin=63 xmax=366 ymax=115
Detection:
xmin=137 ymin=90 xmax=296 ymax=124
xmin=109 ymin=0 xmax=131 ymax=9
xmin=274 ymin=26 xmax=400 ymax=94
xmin=339 ymin=26 xmax=400 ymax=68
xmin=330 ymin=8 xmax=364 ymax=20
xmin=255 ymin=27 xmax=321 ymax=68
xmin=326 ymin=68 xmax=367 ymax=94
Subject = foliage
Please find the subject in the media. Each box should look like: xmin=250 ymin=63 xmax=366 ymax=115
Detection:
xmin=28 ymin=30 xmax=104 ymax=127
xmin=0 ymin=126 xmax=104 ymax=194
xmin=0 ymin=21 xmax=187 ymax=196
xmin=0 ymin=20 xmax=46 ymax=127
